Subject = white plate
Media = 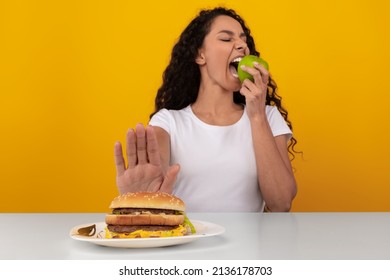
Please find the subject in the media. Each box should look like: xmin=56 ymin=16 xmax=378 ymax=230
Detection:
xmin=70 ymin=220 xmax=225 ymax=248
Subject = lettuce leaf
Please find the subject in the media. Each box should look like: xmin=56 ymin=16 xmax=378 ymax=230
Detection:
xmin=183 ymin=215 xmax=196 ymax=234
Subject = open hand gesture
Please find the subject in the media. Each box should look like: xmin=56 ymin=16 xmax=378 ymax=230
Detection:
xmin=114 ymin=124 xmax=179 ymax=194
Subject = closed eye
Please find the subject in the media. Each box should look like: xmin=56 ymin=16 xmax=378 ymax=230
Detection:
xmin=218 ymin=30 xmax=247 ymax=42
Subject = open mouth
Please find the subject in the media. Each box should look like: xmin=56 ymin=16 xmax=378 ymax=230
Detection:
xmin=229 ymin=57 xmax=242 ymax=78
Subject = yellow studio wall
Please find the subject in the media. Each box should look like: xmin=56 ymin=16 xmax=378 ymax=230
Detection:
xmin=1 ymin=0 xmax=389 ymax=212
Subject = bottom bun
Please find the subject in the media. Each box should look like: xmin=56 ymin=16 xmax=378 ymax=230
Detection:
xmin=105 ymin=224 xmax=188 ymax=239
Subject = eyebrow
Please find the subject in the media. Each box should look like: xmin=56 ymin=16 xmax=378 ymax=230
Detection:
xmin=217 ymin=30 xmax=247 ymax=38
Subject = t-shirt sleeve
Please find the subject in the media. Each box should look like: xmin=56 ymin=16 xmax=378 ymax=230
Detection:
xmin=266 ymin=106 xmax=293 ymax=141
xmin=149 ymin=109 xmax=171 ymax=134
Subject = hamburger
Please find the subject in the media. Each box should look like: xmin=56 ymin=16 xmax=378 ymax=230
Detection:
xmin=105 ymin=191 xmax=196 ymax=238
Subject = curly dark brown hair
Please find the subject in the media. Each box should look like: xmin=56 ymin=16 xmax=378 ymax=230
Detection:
xmin=151 ymin=7 xmax=299 ymax=159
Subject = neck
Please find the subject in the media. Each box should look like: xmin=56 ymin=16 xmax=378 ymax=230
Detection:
xmin=193 ymin=82 xmax=240 ymax=115
xmin=191 ymin=82 xmax=244 ymax=126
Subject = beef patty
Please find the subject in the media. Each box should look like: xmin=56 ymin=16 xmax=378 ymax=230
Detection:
xmin=112 ymin=208 xmax=178 ymax=215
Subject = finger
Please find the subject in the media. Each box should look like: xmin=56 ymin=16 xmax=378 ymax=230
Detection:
xmin=240 ymin=65 xmax=263 ymax=87
xmin=126 ymin=128 xmax=137 ymax=168
xmin=253 ymin=62 xmax=269 ymax=85
xmin=146 ymin=125 xmax=161 ymax=166
xmin=135 ymin=123 xmax=147 ymax=165
xmin=159 ymin=164 xmax=180 ymax=194
xmin=114 ymin=141 xmax=126 ymax=175
xmin=240 ymin=79 xmax=260 ymax=97
xmin=239 ymin=88 xmax=250 ymax=99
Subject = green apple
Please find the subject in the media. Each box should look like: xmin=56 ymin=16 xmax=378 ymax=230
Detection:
xmin=237 ymin=55 xmax=269 ymax=83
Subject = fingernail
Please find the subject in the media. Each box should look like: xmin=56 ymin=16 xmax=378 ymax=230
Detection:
xmin=240 ymin=65 xmax=246 ymax=70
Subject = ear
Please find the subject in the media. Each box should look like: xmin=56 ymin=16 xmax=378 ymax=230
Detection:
xmin=195 ymin=50 xmax=206 ymax=65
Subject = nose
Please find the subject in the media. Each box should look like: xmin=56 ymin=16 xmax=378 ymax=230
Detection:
xmin=235 ymin=39 xmax=248 ymax=52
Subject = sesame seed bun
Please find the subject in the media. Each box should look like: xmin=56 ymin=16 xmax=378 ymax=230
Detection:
xmin=109 ymin=191 xmax=185 ymax=212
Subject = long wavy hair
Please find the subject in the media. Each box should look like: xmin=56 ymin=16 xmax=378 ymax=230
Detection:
xmin=151 ymin=7 xmax=299 ymax=159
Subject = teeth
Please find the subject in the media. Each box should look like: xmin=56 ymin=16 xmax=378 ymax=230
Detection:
xmin=232 ymin=57 xmax=243 ymax=63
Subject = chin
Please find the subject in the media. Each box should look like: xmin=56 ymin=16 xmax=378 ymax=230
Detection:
xmin=229 ymin=81 xmax=242 ymax=92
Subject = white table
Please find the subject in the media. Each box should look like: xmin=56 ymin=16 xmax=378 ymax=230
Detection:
xmin=1 ymin=212 xmax=389 ymax=259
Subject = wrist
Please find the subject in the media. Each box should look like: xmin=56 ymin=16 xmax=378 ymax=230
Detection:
xmin=248 ymin=112 xmax=268 ymax=125
xmin=249 ymin=113 xmax=273 ymax=137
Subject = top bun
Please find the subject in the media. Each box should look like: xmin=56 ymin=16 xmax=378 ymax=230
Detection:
xmin=109 ymin=192 xmax=185 ymax=212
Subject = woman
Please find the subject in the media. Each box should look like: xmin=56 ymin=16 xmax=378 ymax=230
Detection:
xmin=114 ymin=7 xmax=297 ymax=212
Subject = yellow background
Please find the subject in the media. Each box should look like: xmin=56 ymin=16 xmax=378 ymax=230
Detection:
xmin=1 ymin=0 xmax=389 ymax=212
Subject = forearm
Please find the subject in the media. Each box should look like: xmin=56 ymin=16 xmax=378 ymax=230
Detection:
xmin=250 ymin=116 xmax=297 ymax=212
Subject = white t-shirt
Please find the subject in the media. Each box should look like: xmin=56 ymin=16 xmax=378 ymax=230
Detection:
xmin=149 ymin=105 xmax=292 ymax=212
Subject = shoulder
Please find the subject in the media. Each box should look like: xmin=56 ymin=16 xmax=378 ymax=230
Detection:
xmin=265 ymin=105 xmax=280 ymax=116
xmin=149 ymin=106 xmax=191 ymax=134
xmin=265 ymin=105 xmax=284 ymax=123
xmin=151 ymin=106 xmax=190 ymax=119
xmin=264 ymin=105 xmax=292 ymax=138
